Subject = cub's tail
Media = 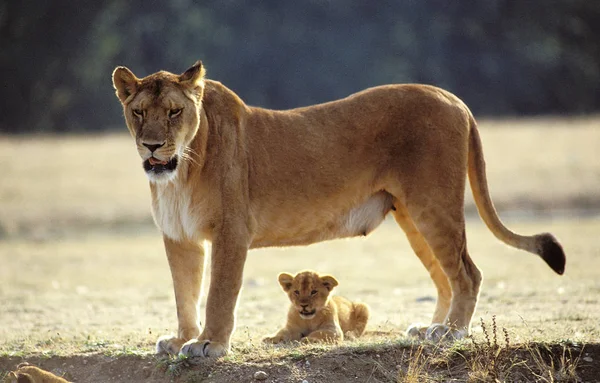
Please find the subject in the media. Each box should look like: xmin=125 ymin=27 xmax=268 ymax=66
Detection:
xmin=350 ymin=302 xmax=370 ymax=337
xmin=467 ymin=117 xmax=565 ymax=275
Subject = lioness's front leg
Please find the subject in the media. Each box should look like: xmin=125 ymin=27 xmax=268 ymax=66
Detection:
xmin=180 ymin=228 xmax=249 ymax=357
xmin=156 ymin=236 xmax=205 ymax=355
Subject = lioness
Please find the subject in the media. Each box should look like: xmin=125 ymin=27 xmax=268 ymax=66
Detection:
xmin=112 ymin=60 xmax=565 ymax=357
xmin=263 ymin=271 xmax=370 ymax=344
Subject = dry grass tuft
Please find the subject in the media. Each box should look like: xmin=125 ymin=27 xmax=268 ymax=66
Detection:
xmin=393 ymin=317 xmax=585 ymax=382
xmin=525 ymin=343 xmax=583 ymax=383
xmin=464 ymin=316 xmax=521 ymax=382
xmin=397 ymin=343 xmax=433 ymax=383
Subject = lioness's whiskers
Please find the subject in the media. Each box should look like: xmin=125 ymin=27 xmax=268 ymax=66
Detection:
xmin=182 ymin=147 xmax=200 ymax=166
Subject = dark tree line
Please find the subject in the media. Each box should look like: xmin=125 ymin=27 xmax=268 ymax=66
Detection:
xmin=1 ymin=0 xmax=599 ymax=133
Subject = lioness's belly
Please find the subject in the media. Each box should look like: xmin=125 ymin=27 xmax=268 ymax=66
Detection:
xmin=250 ymin=191 xmax=394 ymax=248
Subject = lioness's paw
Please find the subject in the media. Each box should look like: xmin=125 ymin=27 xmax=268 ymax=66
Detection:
xmin=156 ymin=335 xmax=187 ymax=355
xmin=406 ymin=323 xmax=429 ymax=340
xmin=179 ymin=339 xmax=228 ymax=358
xmin=424 ymin=324 xmax=467 ymax=342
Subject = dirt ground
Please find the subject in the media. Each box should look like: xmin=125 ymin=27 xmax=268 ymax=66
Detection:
xmin=2 ymin=342 xmax=599 ymax=382
xmin=1 ymin=118 xmax=599 ymax=382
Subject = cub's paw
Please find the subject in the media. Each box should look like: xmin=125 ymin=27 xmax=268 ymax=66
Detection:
xmin=424 ymin=324 xmax=467 ymax=342
xmin=180 ymin=339 xmax=228 ymax=358
xmin=262 ymin=335 xmax=283 ymax=344
xmin=156 ymin=334 xmax=187 ymax=355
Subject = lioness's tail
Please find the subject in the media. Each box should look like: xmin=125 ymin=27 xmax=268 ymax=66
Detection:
xmin=467 ymin=117 xmax=565 ymax=275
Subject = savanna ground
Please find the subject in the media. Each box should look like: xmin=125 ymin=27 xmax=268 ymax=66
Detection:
xmin=0 ymin=117 xmax=599 ymax=382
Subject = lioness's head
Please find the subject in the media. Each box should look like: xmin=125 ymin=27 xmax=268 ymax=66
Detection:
xmin=112 ymin=61 xmax=206 ymax=183
xmin=278 ymin=271 xmax=338 ymax=320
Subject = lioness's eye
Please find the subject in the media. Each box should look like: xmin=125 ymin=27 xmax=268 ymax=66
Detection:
xmin=169 ymin=108 xmax=182 ymax=118
xmin=310 ymin=290 xmax=317 ymax=295
xmin=132 ymin=109 xmax=143 ymax=117
xmin=294 ymin=290 xmax=300 ymax=296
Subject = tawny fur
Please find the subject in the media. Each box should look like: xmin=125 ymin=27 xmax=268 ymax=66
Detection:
xmin=112 ymin=60 xmax=565 ymax=357
xmin=6 ymin=364 xmax=70 ymax=383
xmin=263 ymin=271 xmax=370 ymax=344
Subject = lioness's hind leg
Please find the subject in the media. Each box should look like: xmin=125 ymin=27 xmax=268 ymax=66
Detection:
xmin=392 ymin=204 xmax=451 ymax=326
xmin=407 ymin=203 xmax=482 ymax=341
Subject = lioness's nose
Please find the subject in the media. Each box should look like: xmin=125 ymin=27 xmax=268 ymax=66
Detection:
xmin=301 ymin=304 xmax=309 ymax=309
xmin=143 ymin=142 xmax=165 ymax=153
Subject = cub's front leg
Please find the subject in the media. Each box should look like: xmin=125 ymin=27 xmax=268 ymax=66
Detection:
xmin=263 ymin=327 xmax=303 ymax=344
xmin=179 ymin=226 xmax=251 ymax=357
xmin=303 ymin=326 xmax=343 ymax=344
xmin=156 ymin=236 xmax=205 ymax=355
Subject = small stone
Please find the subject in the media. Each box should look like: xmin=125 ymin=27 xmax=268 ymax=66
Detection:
xmin=254 ymin=370 xmax=268 ymax=380
xmin=305 ymin=360 xmax=310 ymax=367
xmin=302 ymin=380 xmax=309 ymax=383
xmin=583 ymin=356 xmax=593 ymax=362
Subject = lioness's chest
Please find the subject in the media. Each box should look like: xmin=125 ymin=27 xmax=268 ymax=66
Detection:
xmin=151 ymin=183 xmax=207 ymax=242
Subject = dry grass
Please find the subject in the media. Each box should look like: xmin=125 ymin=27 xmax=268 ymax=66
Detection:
xmin=0 ymin=117 xmax=598 ymax=381
xmin=392 ymin=317 xmax=586 ymax=382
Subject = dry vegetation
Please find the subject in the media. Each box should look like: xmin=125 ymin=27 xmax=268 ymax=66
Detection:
xmin=0 ymin=117 xmax=599 ymax=382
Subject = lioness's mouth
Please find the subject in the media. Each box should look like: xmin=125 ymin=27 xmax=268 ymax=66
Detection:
xmin=143 ymin=156 xmax=178 ymax=174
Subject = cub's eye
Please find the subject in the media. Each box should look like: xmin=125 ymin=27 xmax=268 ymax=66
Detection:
xmin=294 ymin=290 xmax=300 ymax=296
xmin=132 ymin=109 xmax=143 ymax=117
xmin=169 ymin=108 xmax=182 ymax=118
xmin=310 ymin=290 xmax=317 ymax=296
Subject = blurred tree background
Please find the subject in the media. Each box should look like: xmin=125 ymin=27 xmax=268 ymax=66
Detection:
xmin=1 ymin=0 xmax=599 ymax=133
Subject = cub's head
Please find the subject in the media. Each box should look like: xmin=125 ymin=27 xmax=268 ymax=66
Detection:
xmin=112 ymin=61 xmax=206 ymax=183
xmin=278 ymin=270 xmax=338 ymax=320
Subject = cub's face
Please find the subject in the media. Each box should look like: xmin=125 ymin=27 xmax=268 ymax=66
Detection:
xmin=112 ymin=61 xmax=206 ymax=183
xmin=278 ymin=271 xmax=339 ymax=320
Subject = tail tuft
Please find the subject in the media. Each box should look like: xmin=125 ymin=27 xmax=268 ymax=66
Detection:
xmin=535 ymin=233 xmax=566 ymax=275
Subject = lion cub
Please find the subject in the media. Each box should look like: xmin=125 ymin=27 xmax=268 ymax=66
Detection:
xmin=263 ymin=270 xmax=370 ymax=344
xmin=6 ymin=363 xmax=70 ymax=383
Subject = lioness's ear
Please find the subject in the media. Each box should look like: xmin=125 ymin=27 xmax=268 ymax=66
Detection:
xmin=278 ymin=272 xmax=294 ymax=292
xmin=112 ymin=66 xmax=139 ymax=103
xmin=320 ymin=275 xmax=339 ymax=291
xmin=179 ymin=60 xmax=205 ymax=87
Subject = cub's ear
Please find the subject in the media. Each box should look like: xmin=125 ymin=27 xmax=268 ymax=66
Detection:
xmin=277 ymin=272 xmax=294 ymax=292
xmin=320 ymin=275 xmax=339 ymax=291
xmin=179 ymin=60 xmax=205 ymax=87
xmin=112 ymin=66 xmax=139 ymax=103
xmin=14 ymin=372 xmax=33 ymax=383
